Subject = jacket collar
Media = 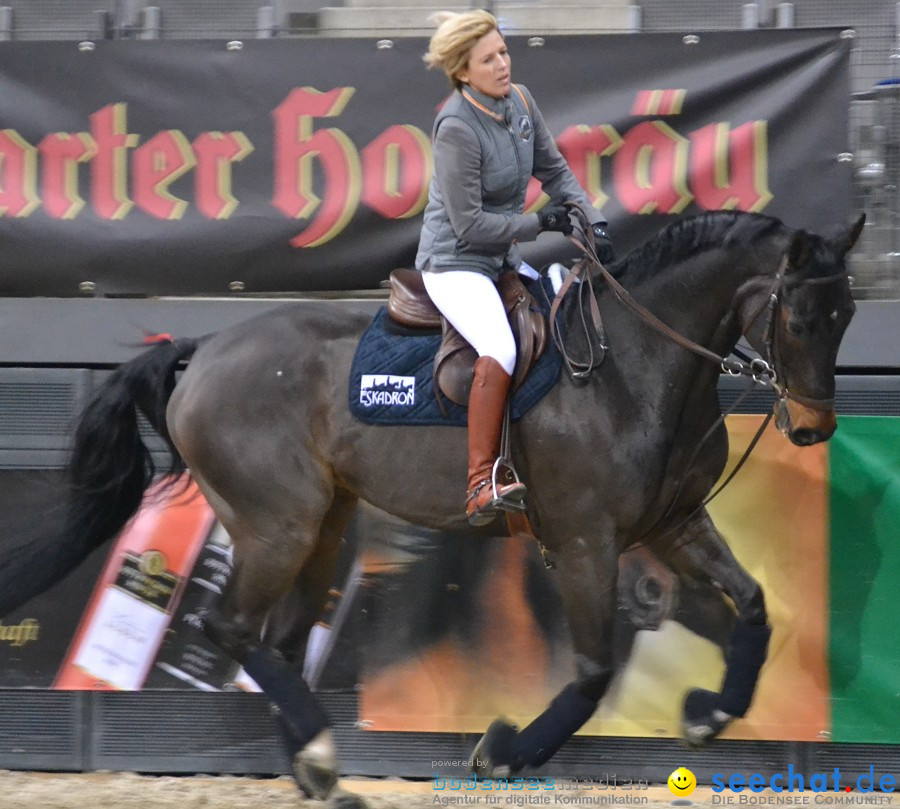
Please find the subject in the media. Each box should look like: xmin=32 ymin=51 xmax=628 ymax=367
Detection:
xmin=460 ymin=84 xmax=513 ymax=124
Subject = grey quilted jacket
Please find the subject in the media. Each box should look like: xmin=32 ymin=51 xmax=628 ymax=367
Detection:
xmin=415 ymin=83 xmax=605 ymax=279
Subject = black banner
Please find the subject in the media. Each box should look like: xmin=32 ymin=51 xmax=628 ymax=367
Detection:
xmin=0 ymin=30 xmax=850 ymax=297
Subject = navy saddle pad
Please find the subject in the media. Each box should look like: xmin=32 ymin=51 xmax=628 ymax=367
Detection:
xmin=348 ymin=281 xmax=562 ymax=427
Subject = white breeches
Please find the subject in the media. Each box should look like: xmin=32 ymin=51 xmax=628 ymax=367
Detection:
xmin=421 ymin=270 xmax=517 ymax=376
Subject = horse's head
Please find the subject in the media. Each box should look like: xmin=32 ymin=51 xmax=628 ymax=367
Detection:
xmin=738 ymin=214 xmax=865 ymax=446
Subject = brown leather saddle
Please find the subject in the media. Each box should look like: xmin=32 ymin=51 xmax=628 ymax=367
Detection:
xmin=386 ymin=269 xmax=548 ymax=406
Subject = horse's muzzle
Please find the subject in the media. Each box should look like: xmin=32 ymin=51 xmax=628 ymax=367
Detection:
xmin=774 ymin=398 xmax=837 ymax=446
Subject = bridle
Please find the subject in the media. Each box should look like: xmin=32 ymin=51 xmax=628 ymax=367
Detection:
xmin=550 ymin=204 xmax=849 ymax=547
xmin=740 ymin=268 xmax=850 ymax=414
xmin=557 ymin=203 xmax=849 ymax=413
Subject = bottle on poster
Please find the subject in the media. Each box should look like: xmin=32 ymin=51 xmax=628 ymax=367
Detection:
xmin=53 ymin=480 xmax=215 ymax=690
xmin=153 ymin=523 xmax=237 ymax=691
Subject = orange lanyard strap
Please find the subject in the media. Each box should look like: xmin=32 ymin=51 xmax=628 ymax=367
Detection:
xmin=461 ymin=85 xmax=531 ymax=123
xmin=461 ymin=88 xmax=504 ymax=122
xmin=511 ymin=84 xmax=530 ymax=113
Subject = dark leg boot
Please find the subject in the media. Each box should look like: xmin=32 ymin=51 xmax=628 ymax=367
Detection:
xmin=466 ymin=356 xmax=527 ymax=526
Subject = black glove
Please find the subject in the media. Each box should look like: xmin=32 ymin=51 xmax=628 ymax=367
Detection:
xmin=537 ymin=203 xmax=573 ymax=235
xmin=592 ymin=223 xmax=616 ymax=265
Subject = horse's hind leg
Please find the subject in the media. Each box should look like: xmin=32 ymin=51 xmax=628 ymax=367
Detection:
xmin=263 ymin=491 xmax=359 ymax=800
xmin=201 ymin=484 xmax=358 ymax=801
xmin=660 ymin=509 xmax=771 ymax=746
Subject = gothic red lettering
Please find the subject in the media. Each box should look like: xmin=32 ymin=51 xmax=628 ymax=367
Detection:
xmin=556 ymin=124 xmax=623 ymax=210
xmin=272 ymin=87 xmax=360 ymax=247
xmin=361 ymin=125 xmax=431 ymax=219
xmin=193 ymin=131 xmax=254 ymax=219
xmin=614 ymin=121 xmax=692 ymax=215
xmin=0 ymin=130 xmax=39 ymax=217
xmin=132 ymin=131 xmax=195 ymax=219
xmin=38 ymin=133 xmax=96 ymax=219
xmin=690 ymin=121 xmax=772 ymax=212
xmin=90 ymin=104 xmax=138 ymax=220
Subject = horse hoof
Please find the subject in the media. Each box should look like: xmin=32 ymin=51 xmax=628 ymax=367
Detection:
xmin=293 ymin=754 xmax=339 ymax=801
xmin=326 ymin=789 xmax=370 ymax=809
xmin=292 ymin=729 xmax=339 ymax=800
xmin=682 ymin=688 xmax=731 ymax=748
xmin=472 ymin=718 xmax=520 ymax=779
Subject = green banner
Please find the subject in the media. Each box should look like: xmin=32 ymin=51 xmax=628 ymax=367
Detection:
xmin=829 ymin=416 xmax=900 ymax=743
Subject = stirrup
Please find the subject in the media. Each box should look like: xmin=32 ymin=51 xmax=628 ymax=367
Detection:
xmin=467 ymin=459 xmax=527 ymax=526
xmin=466 ymin=404 xmax=527 ymax=525
xmin=466 ymin=487 xmax=527 ymax=527
xmin=490 ymin=456 xmax=527 ymax=510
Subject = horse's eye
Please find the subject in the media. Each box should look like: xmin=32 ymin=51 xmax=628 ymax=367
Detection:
xmin=787 ymin=320 xmax=804 ymax=336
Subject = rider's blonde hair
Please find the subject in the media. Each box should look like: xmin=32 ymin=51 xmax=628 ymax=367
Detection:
xmin=423 ymin=10 xmax=501 ymax=89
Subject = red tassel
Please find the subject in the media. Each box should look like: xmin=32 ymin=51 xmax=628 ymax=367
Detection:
xmin=142 ymin=332 xmax=174 ymax=345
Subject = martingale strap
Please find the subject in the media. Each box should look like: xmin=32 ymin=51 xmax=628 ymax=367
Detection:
xmin=638 ymin=379 xmax=774 ymax=547
xmin=553 ymin=203 xmax=789 ymax=543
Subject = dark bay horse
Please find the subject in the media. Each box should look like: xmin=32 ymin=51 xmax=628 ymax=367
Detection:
xmin=0 ymin=210 xmax=863 ymax=799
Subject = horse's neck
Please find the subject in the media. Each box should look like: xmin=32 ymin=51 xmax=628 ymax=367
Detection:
xmin=625 ymin=242 xmax=778 ymax=354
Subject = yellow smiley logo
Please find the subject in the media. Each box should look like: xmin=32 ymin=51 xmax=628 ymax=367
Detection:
xmin=668 ymin=767 xmax=697 ymax=797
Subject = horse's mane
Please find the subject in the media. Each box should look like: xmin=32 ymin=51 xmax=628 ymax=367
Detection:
xmin=613 ymin=211 xmax=784 ymax=283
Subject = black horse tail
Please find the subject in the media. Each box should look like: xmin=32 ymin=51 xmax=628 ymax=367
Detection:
xmin=0 ymin=337 xmax=201 ymax=617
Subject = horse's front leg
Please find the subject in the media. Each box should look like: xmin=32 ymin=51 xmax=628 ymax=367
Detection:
xmin=661 ymin=508 xmax=771 ymax=747
xmin=473 ymin=533 xmax=617 ymax=778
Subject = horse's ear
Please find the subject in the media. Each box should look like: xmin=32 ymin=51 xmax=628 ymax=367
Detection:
xmin=822 ymin=213 xmax=866 ymax=255
xmin=786 ymin=230 xmax=812 ymax=273
xmin=841 ymin=213 xmax=866 ymax=254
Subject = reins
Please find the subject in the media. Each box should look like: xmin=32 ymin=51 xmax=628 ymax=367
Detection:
xmin=646 ymin=265 xmax=848 ymax=549
xmin=548 ymin=203 xmax=842 ymax=546
xmin=546 ymin=257 xmax=607 ymax=379
xmin=554 ymin=203 xmax=787 ymax=384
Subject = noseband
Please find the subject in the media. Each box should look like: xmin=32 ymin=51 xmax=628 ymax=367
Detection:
xmin=741 ymin=260 xmax=849 ymax=414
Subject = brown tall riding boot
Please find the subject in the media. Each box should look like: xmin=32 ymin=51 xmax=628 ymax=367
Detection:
xmin=466 ymin=356 xmax=528 ymax=526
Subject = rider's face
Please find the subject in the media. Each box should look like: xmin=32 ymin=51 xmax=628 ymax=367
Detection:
xmin=458 ymin=29 xmax=511 ymax=99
